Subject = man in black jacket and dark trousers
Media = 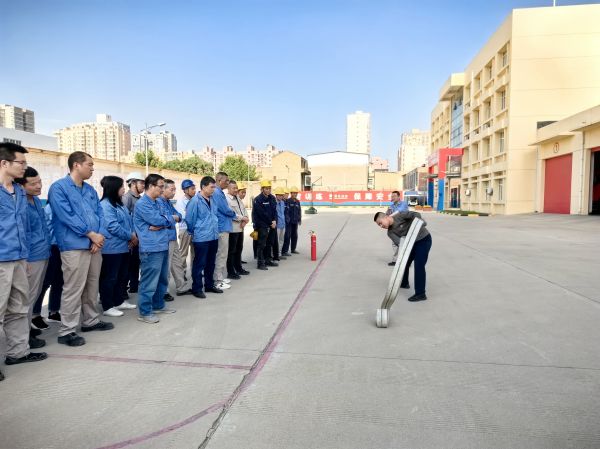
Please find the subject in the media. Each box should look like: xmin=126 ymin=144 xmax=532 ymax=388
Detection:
xmin=252 ymin=180 xmax=278 ymax=270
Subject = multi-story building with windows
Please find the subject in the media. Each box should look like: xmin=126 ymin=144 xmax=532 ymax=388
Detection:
xmin=346 ymin=111 xmax=371 ymax=154
xmin=132 ymin=130 xmax=177 ymax=158
xmin=430 ymin=4 xmax=600 ymax=214
xmin=197 ymin=144 xmax=281 ymax=169
xmin=56 ymin=114 xmax=131 ymax=162
xmin=398 ymin=129 xmax=430 ymax=174
xmin=0 ymin=104 xmax=35 ymax=133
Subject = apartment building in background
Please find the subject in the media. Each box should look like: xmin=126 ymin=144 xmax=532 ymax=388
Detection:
xmin=398 ymin=129 xmax=430 ymax=174
xmin=0 ymin=104 xmax=35 ymax=133
xmin=56 ymin=114 xmax=131 ymax=162
xmin=429 ymin=4 xmax=600 ymax=214
xmin=197 ymin=144 xmax=281 ymax=168
xmin=346 ymin=110 xmax=371 ymax=154
xmin=132 ymin=130 xmax=177 ymax=159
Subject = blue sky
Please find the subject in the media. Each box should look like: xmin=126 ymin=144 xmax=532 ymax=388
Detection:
xmin=1 ymin=0 xmax=596 ymax=169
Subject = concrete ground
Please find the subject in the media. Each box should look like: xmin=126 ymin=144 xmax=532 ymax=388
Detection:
xmin=1 ymin=210 xmax=599 ymax=449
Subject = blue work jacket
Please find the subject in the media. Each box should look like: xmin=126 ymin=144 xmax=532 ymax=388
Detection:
xmin=0 ymin=183 xmax=29 ymax=262
xmin=276 ymin=199 xmax=286 ymax=229
xmin=286 ymin=198 xmax=302 ymax=225
xmin=390 ymin=201 xmax=409 ymax=214
xmin=27 ymin=196 xmax=51 ymax=262
xmin=133 ymin=194 xmax=174 ymax=253
xmin=213 ymin=187 xmax=236 ymax=233
xmin=185 ymin=194 xmax=219 ymax=243
xmin=100 ymin=199 xmax=134 ymax=254
xmin=252 ymin=193 xmax=276 ymax=229
xmin=48 ymin=175 xmax=103 ymax=251
xmin=44 ymin=204 xmax=57 ymax=246
xmin=157 ymin=197 xmax=181 ymax=242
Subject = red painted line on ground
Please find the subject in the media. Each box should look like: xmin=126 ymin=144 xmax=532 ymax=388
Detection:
xmin=95 ymin=402 xmax=227 ymax=449
xmin=93 ymin=218 xmax=348 ymax=449
xmin=49 ymin=353 xmax=251 ymax=371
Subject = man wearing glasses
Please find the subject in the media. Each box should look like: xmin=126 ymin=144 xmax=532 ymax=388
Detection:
xmin=0 ymin=143 xmax=47 ymax=381
xmin=133 ymin=174 xmax=178 ymax=324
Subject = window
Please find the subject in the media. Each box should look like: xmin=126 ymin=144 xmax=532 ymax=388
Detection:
xmin=484 ymin=101 xmax=491 ymax=120
xmin=498 ymin=130 xmax=505 ymax=153
xmin=501 ymin=50 xmax=508 ymax=67
xmin=497 ymin=178 xmax=504 ymax=201
xmin=483 ymin=138 xmax=491 ymax=158
xmin=475 ymin=75 xmax=481 ymax=91
xmin=473 ymin=143 xmax=479 ymax=162
xmin=499 ymin=90 xmax=506 ymax=110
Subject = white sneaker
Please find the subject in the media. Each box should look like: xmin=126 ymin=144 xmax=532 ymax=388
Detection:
xmin=103 ymin=307 xmax=124 ymax=317
xmin=117 ymin=300 xmax=137 ymax=310
xmin=216 ymin=282 xmax=231 ymax=290
xmin=222 ymin=278 xmax=231 ymax=284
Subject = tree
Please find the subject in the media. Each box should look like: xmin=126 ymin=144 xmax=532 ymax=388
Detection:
xmin=163 ymin=156 xmax=213 ymax=176
xmin=133 ymin=150 xmax=162 ymax=169
xmin=219 ymin=155 xmax=258 ymax=182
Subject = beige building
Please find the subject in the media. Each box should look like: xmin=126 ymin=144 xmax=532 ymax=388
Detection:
xmin=346 ymin=111 xmax=371 ymax=154
xmin=259 ymin=151 xmax=310 ymax=190
xmin=197 ymin=144 xmax=281 ymax=169
xmin=0 ymin=104 xmax=35 ymax=133
xmin=374 ymin=171 xmax=403 ymax=191
xmin=56 ymin=114 xmax=131 ymax=162
xmin=451 ymin=4 xmax=600 ymax=214
xmin=532 ymin=104 xmax=600 ymax=215
xmin=398 ymin=128 xmax=430 ymax=174
xmin=306 ymin=151 xmax=369 ymax=190
xmin=132 ymin=130 xmax=177 ymax=159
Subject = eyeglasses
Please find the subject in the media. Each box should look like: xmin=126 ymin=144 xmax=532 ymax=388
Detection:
xmin=7 ymin=160 xmax=28 ymax=168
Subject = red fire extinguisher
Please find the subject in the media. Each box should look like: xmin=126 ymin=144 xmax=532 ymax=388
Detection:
xmin=310 ymin=231 xmax=317 ymax=261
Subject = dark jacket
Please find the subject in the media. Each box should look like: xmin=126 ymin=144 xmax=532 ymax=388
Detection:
xmin=387 ymin=211 xmax=430 ymax=245
xmin=286 ymin=198 xmax=302 ymax=225
xmin=252 ymin=193 xmax=276 ymax=228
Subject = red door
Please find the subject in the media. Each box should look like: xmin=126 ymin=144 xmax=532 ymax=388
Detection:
xmin=544 ymin=154 xmax=572 ymax=214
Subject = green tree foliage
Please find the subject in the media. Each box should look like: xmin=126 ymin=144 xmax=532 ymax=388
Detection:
xmin=133 ymin=150 xmax=163 ymax=169
xmin=163 ymin=156 xmax=214 ymax=176
xmin=219 ymin=155 xmax=258 ymax=182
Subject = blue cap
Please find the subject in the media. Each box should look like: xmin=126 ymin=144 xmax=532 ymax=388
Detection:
xmin=181 ymin=179 xmax=195 ymax=190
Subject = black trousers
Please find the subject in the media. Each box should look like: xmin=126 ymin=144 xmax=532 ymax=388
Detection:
xmin=99 ymin=252 xmax=130 ymax=311
xmin=256 ymin=227 xmax=271 ymax=266
xmin=282 ymin=223 xmax=299 ymax=253
xmin=33 ymin=244 xmax=63 ymax=315
xmin=268 ymin=227 xmax=279 ymax=259
xmin=227 ymin=232 xmax=244 ymax=275
xmin=128 ymin=245 xmax=140 ymax=292
xmin=401 ymin=234 xmax=432 ymax=296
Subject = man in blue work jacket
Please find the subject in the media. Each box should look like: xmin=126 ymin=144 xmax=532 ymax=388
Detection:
xmin=252 ymin=180 xmax=278 ymax=270
xmin=385 ymin=190 xmax=409 ymax=265
xmin=133 ymin=174 xmax=178 ymax=324
xmin=186 ymin=176 xmax=221 ymax=298
xmin=0 ymin=143 xmax=47 ymax=380
xmin=212 ymin=172 xmax=236 ymax=290
xmin=16 ymin=166 xmax=51 ymax=350
xmin=48 ymin=151 xmax=114 ymax=347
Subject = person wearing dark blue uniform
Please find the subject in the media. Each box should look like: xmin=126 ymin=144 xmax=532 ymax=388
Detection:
xmin=385 ymin=190 xmax=409 ymax=265
xmin=252 ymin=180 xmax=278 ymax=270
xmin=282 ymin=186 xmax=302 ymax=255
xmin=0 ymin=143 xmax=46 ymax=380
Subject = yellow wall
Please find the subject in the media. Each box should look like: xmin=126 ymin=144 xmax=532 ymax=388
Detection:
xmin=374 ymin=171 xmax=403 ymax=191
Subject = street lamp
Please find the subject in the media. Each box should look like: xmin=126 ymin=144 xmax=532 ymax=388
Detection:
xmin=141 ymin=122 xmax=166 ymax=175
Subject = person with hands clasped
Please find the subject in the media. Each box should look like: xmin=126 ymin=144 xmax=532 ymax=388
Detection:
xmin=99 ymin=176 xmax=138 ymax=318
xmin=133 ymin=174 xmax=177 ymax=324
xmin=48 ymin=151 xmax=114 ymax=347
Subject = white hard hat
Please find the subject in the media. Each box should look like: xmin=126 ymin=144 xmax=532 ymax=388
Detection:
xmin=126 ymin=171 xmax=144 ymax=182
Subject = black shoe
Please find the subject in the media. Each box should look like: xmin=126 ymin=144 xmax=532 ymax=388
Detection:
xmin=176 ymin=289 xmax=193 ymax=296
xmin=128 ymin=288 xmax=138 ymax=294
xmin=400 ymin=283 xmax=410 ymax=289
xmin=192 ymin=291 xmax=206 ymax=299
xmin=281 ymin=252 xmax=291 ymax=257
xmin=408 ymin=294 xmax=427 ymax=302
xmin=238 ymin=269 xmax=250 ymax=275
xmin=5 ymin=352 xmax=48 ymax=365
xmin=273 ymin=258 xmax=281 ymax=261
xmin=257 ymin=265 xmax=268 ymax=270
xmin=164 ymin=293 xmax=175 ymax=302
xmin=205 ymin=287 xmax=223 ymax=294
xmin=291 ymin=250 xmax=299 ymax=254
xmin=58 ymin=332 xmax=86 ymax=346
xmin=31 ymin=316 xmax=49 ymax=330
xmin=30 ymin=328 xmax=42 ymax=337
xmin=0 ymin=370 xmax=4 ymax=381
xmin=227 ymin=274 xmax=241 ymax=280
xmin=387 ymin=262 xmax=395 ymax=266
xmin=81 ymin=321 xmax=114 ymax=332
xmin=266 ymin=261 xmax=279 ymax=267
xmin=46 ymin=312 xmax=61 ymax=323
xmin=241 ymin=260 xmax=247 ymax=264
xmin=29 ymin=336 xmax=46 ymax=349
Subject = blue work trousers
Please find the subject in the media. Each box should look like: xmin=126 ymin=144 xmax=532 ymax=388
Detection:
xmin=192 ymin=240 xmax=218 ymax=293
xmin=138 ymin=250 xmax=169 ymax=316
